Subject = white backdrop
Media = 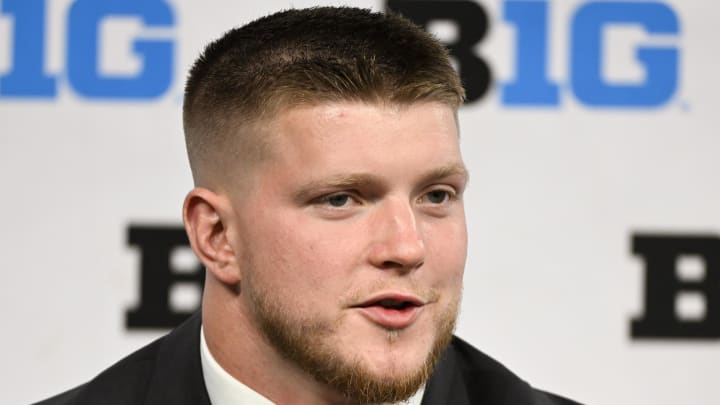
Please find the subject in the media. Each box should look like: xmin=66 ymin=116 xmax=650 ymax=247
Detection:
xmin=1 ymin=1 xmax=717 ymax=404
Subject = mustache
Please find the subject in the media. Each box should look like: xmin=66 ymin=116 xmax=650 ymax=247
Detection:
xmin=341 ymin=280 xmax=441 ymax=307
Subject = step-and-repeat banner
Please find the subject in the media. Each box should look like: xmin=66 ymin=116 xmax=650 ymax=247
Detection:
xmin=1 ymin=1 xmax=716 ymax=404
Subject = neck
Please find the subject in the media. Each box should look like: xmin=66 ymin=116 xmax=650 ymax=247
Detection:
xmin=202 ymin=279 xmax=359 ymax=405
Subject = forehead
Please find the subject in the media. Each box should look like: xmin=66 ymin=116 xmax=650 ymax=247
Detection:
xmin=247 ymin=101 xmax=464 ymax=191
xmin=266 ymin=101 xmax=459 ymax=156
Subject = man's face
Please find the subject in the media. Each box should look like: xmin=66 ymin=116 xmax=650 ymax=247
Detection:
xmin=226 ymin=101 xmax=467 ymax=402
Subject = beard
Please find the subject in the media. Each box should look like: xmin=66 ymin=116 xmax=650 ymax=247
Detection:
xmin=244 ymin=279 xmax=459 ymax=404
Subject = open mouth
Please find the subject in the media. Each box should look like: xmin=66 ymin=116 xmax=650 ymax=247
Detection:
xmin=354 ymin=293 xmax=424 ymax=310
xmin=353 ymin=294 xmax=425 ymax=329
xmin=370 ymin=298 xmax=419 ymax=311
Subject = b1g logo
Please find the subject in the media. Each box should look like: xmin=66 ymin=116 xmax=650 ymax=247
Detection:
xmin=389 ymin=0 xmax=681 ymax=107
xmin=0 ymin=0 xmax=174 ymax=99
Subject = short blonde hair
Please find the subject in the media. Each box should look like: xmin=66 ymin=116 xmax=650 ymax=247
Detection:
xmin=183 ymin=7 xmax=464 ymax=186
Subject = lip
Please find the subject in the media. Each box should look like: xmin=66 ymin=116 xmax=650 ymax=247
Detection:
xmin=352 ymin=292 xmax=426 ymax=330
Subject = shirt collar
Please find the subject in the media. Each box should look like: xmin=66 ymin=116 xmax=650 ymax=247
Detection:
xmin=200 ymin=326 xmax=275 ymax=405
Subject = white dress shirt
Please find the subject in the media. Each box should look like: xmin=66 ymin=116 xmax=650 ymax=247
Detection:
xmin=200 ymin=327 xmax=424 ymax=405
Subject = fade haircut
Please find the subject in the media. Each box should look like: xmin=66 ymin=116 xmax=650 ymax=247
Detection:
xmin=183 ymin=6 xmax=464 ymax=186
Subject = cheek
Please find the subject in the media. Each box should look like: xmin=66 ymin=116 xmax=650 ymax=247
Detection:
xmin=424 ymin=219 xmax=467 ymax=282
xmin=249 ymin=215 xmax=361 ymax=292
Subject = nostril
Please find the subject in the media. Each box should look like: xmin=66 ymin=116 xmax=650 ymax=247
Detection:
xmin=380 ymin=260 xmax=424 ymax=270
xmin=382 ymin=260 xmax=398 ymax=268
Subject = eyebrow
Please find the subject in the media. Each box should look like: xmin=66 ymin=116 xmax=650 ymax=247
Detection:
xmin=293 ymin=163 xmax=469 ymax=202
xmin=419 ymin=163 xmax=469 ymax=186
xmin=294 ymin=173 xmax=378 ymax=202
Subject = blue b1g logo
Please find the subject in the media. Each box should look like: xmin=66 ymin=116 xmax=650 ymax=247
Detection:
xmin=503 ymin=0 xmax=679 ymax=107
xmin=2 ymin=0 xmax=680 ymax=106
xmin=390 ymin=0 xmax=681 ymax=108
xmin=0 ymin=0 xmax=174 ymax=99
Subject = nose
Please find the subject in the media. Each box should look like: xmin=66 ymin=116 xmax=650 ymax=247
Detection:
xmin=368 ymin=199 xmax=426 ymax=272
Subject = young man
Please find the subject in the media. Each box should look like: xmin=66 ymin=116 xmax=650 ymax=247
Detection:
xmin=37 ymin=7 xmax=582 ymax=405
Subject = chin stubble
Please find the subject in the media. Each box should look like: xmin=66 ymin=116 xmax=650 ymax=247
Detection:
xmin=247 ymin=283 xmax=458 ymax=404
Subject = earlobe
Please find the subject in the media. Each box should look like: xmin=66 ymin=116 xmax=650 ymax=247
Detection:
xmin=183 ymin=188 xmax=240 ymax=285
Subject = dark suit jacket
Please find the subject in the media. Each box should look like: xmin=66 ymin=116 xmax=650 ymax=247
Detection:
xmin=35 ymin=313 xmax=583 ymax=405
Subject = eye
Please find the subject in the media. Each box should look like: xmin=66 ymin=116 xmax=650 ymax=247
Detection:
xmin=325 ymin=193 xmax=351 ymax=207
xmin=424 ymin=189 xmax=451 ymax=204
xmin=311 ymin=192 xmax=363 ymax=218
xmin=313 ymin=192 xmax=361 ymax=209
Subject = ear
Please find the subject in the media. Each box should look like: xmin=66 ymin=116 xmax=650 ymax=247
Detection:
xmin=183 ymin=187 xmax=240 ymax=285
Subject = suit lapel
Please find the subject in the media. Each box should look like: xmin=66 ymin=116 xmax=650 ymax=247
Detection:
xmin=421 ymin=341 xmax=471 ymax=405
xmin=143 ymin=312 xmax=212 ymax=405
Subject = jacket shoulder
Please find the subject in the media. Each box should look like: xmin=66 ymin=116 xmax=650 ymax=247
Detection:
xmin=33 ymin=312 xmax=208 ymax=405
xmin=33 ymin=336 xmax=164 ymax=405
xmin=448 ymin=336 xmax=584 ymax=405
